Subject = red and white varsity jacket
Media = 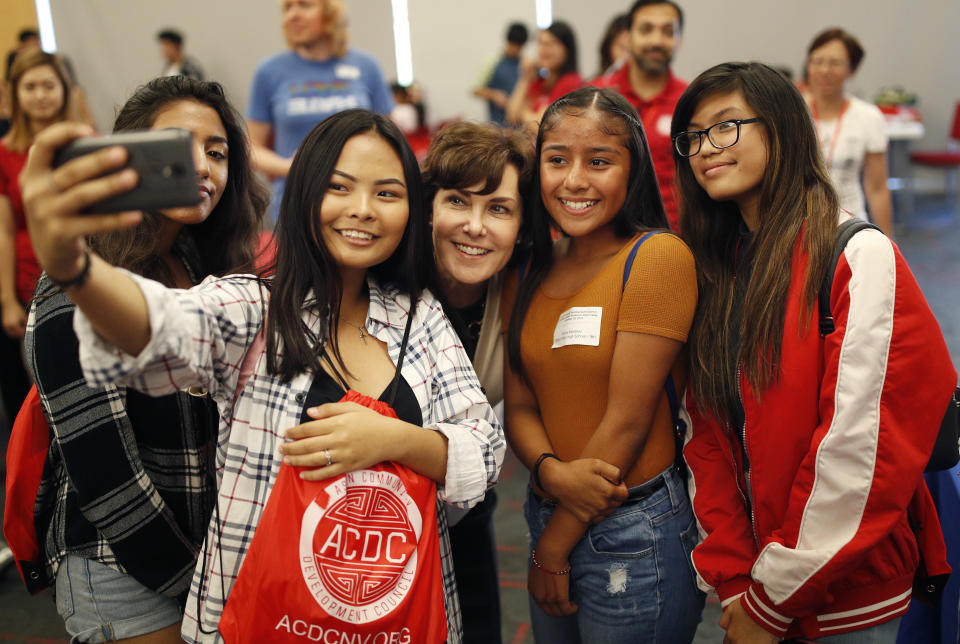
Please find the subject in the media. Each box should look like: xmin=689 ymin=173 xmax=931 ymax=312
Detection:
xmin=683 ymin=225 xmax=956 ymax=639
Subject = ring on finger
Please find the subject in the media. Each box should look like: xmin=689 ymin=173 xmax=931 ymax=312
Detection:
xmin=323 ymin=449 xmax=333 ymax=467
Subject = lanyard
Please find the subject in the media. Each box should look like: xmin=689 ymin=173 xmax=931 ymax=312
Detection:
xmin=811 ymin=98 xmax=849 ymax=170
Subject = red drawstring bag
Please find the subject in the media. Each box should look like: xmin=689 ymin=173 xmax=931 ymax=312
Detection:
xmin=219 ymin=389 xmax=447 ymax=644
xmin=3 ymin=385 xmax=51 ymax=593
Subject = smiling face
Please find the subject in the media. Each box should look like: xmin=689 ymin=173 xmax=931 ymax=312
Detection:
xmin=687 ymin=90 xmax=768 ymax=228
xmin=539 ymin=110 xmax=630 ymax=238
xmin=318 ymin=131 xmax=409 ymax=276
xmin=151 ymin=100 xmax=229 ymax=227
xmin=16 ymin=64 xmax=65 ymax=126
xmin=431 ymin=163 xmax=522 ymax=290
xmin=538 ymin=30 xmax=567 ymax=74
xmin=282 ymin=0 xmax=326 ymax=48
xmin=630 ymin=3 xmax=681 ymax=75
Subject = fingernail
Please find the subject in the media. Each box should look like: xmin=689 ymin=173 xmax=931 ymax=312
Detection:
xmin=121 ymin=169 xmax=137 ymax=184
xmin=108 ymin=146 xmax=125 ymax=162
xmin=283 ymin=456 xmax=290 ymax=464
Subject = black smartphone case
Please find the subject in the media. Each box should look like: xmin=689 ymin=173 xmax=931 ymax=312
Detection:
xmin=52 ymin=129 xmax=200 ymax=214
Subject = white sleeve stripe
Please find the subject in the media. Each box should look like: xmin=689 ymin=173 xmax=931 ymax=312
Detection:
xmin=752 ymin=230 xmax=896 ymax=604
xmin=817 ymin=588 xmax=911 ymax=621
xmin=747 ymin=586 xmax=791 ymax=624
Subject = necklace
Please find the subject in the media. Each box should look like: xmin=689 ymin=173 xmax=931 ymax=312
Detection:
xmin=342 ymin=319 xmax=368 ymax=344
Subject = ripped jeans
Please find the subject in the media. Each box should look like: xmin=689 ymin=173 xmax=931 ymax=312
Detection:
xmin=524 ymin=466 xmax=704 ymax=644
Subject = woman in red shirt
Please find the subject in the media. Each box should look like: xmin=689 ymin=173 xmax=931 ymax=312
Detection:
xmin=506 ymin=21 xmax=583 ymax=131
xmin=0 ymin=50 xmax=72 ymax=416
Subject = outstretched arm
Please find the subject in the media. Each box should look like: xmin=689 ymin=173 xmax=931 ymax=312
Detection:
xmin=22 ymin=122 xmax=151 ymax=355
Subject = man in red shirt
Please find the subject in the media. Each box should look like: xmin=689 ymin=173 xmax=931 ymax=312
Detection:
xmin=594 ymin=0 xmax=686 ymax=229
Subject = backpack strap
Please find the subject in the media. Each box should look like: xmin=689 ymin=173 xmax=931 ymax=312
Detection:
xmin=818 ymin=219 xmax=882 ymax=336
xmin=621 ymin=231 xmax=688 ymax=473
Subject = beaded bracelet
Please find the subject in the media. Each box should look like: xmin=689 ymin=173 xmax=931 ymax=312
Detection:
xmin=531 ymin=548 xmax=571 ymax=575
xmin=49 ymin=249 xmax=92 ymax=291
xmin=533 ymin=452 xmax=562 ymax=491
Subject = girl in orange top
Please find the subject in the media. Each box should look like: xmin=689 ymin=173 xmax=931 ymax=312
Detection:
xmin=503 ymin=86 xmax=703 ymax=643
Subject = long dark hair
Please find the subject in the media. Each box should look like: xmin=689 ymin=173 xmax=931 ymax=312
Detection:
xmin=544 ymin=21 xmax=579 ymax=78
xmin=88 ymin=76 xmax=267 ymax=285
xmin=672 ymin=62 xmax=839 ymax=422
xmin=507 ymin=86 xmax=667 ymax=379
xmin=267 ymin=109 xmax=429 ymax=382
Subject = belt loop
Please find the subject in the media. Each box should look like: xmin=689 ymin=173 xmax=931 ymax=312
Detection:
xmin=663 ymin=467 xmax=681 ymax=511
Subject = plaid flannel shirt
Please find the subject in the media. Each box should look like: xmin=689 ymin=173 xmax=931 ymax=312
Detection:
xmin=26 ymin=274 xmax=217 ymax=599
xmin=74 ymin=272 xmax=505 ymax=644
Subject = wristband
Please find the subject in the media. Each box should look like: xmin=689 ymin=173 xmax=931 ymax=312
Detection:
xmin=49 ymin=249 xmax=92 ymax=291
xmin=533 ymin=452 xmax=561 ymax=492
xmin=531 ymin=548 xmax=571 ymax=575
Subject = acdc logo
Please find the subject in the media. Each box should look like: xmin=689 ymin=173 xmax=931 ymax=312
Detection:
xmin=299 ymin=470 xmax=422 ymax=624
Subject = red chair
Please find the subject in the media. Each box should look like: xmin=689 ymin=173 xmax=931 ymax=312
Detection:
xmin=910 ymin=102 xmax=960 ymax=214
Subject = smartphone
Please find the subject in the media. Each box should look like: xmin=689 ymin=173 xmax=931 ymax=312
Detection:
xmin=52 ymin=129 xmax=201 ymax=214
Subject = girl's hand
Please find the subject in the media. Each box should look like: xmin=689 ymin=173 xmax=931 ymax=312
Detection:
xmin=539 ymin=457 xmax=629 ymax=523
xmin=21 ymin=123 xmax=141 ymax=282
xmin=1 ymin=301 xmax=26 ymax=339
xmin=280 ymin=402 xmax=403 ymax=481
xmin=528 ymin=537 xmax=577 ymax=617
xmin=520 ymin=56 xmax=539 ymax=81
xmin=719 ymin=598 xmax=779 ymax=644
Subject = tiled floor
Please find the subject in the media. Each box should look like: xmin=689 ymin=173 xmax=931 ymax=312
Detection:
xmin=1 ymin=196 xmax=957 ymax=643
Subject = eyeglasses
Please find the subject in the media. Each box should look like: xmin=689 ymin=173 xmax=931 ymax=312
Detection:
xmin=673 ymin=118 xmax=762 ymax=158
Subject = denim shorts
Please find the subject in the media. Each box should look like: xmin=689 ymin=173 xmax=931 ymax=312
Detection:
xmin=55 ymin=555 xmax=182 ymax=643
xmin=524 ymin=465 xmax=705 ymax=644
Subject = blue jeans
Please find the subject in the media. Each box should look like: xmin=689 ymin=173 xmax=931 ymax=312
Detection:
xmin=524 ymin=466 xmax=705 ymax=644
xmin=55 ymin=555 xmax=182 ymax=643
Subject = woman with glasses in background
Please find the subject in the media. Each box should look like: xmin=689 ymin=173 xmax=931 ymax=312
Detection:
xmin=672 ymin=61 xmax=953 ymax=643
xmin=803 ymin=28 xmax=893 ymax=236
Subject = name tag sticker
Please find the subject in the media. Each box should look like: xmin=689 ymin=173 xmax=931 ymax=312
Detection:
xmin=335 ymin=64 xmax=361 ymax=80
xmin=552 ymin=307 xmax=603 ymax=348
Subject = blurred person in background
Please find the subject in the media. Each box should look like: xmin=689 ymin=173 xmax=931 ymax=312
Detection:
xmin=0 ymin=51 xmax=73 ymax=431
xmin=594 ymin=0 xmax=687 ymax=230
xmin=472 ymin=22 xmax=528 ymax=126
xmin=803 ymin=28 xmax=893 ymax=236
xmin=247 ymin=0 xmax=393 ymax=223
xmin=5 ymin=28 xmax=40 ymax=81
xmin=596 ymin=14 xmax=631 ymax=78
xmin=157 ymin=29 xmax=204 ymax=81
xmin=506 ymin=21 xmax=582 ymax=131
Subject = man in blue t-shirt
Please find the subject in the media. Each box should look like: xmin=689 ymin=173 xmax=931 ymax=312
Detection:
xmin=247 ymin=0 xmax=393 ymax=222
xmin=472 ymin=23 xmax=528 ymax=125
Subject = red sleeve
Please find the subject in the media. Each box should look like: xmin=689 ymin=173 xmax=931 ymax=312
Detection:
xmin=683 ymin=391 xmax=757 ymax=603
xmin=0 ymin=146 xmax=11 ymax=197
xmin=548 ymin=73 xmax=584 ymax=103
xmin=741 ymin=230 xmax=958 ymax=635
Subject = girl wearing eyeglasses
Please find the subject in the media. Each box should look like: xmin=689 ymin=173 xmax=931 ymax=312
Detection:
xmin=671 ymin=61 xmax=954 ymax=643
xmin=504 ymin=86 xmax=703 ymax=643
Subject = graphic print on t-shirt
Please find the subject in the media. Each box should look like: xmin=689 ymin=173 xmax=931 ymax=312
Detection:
xmin=299 ymin=469 xmax=422 ymax=624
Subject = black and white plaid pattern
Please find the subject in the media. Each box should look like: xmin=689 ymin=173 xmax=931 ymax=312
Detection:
xmin=75 ymin=272 xmax=505 ymax=644
xmin=26 ymin=276 xmax=216 ymax=598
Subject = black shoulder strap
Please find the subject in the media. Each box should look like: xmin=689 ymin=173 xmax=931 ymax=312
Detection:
xmin=818 ymin=219 xmax=883 ymax=336
xmin=386 ymin=303 xmax=416 ymax=407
